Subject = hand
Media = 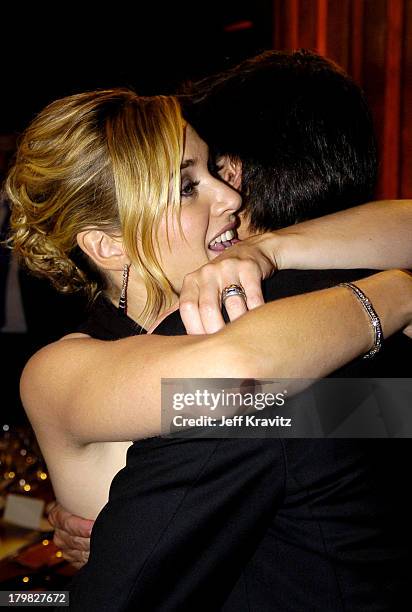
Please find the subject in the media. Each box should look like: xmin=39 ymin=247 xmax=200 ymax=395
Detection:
xmin=47 ymin=501 xmax=94 ymax=569
xmin=179 ymin=233 xmax=278 ymax=334
xmin=403 ymin=324 xmax=412 ymax=339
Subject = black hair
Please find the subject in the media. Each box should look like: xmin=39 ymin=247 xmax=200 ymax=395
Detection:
xmin=180 ymin=50 xmax=378 ymax=231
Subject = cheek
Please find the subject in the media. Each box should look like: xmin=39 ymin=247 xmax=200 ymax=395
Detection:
xmin=156 ymin=209 xmax=210 ymax=291
xmin=178 ymin=207 xmax=209 ymax=246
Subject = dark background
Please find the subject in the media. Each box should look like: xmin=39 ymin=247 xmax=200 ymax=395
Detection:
xmin=2 ymin=1 xmax=410 ymax=198
xmin=0 ymin=2 xmax=273 ymax=133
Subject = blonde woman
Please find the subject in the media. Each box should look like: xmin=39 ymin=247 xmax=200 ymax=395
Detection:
xmin=5 ymin=86 xmax=412 ymax=516
xmin=5 ymin=88 xmax=412 ymax=608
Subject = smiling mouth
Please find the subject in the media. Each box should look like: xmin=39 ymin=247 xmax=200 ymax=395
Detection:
xmin=208 ymin=228 xmax=241 ymax=251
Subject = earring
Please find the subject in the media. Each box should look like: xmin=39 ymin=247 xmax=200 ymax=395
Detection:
xmin=118 ymin=264 xmax=130 ymax=315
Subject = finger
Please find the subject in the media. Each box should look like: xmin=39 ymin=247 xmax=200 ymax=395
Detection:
xmin=48 ymin=504 xmax=72 ymax=532
xmin=186 ymin=269 xmax=227 ymax=333
xmin=68 ymin=535 xmax=91 ymax=552
xmin=180 ymin=299 xmax=206 ymax=335
xmin=46 ymin=502 xmax=60 ymax=528
xmin=53 ymin=529 xmax=76 ymax=551
xmin=69 ymin=556 xmax=89 ymax=570
xmin=403 ymin=325 xmax=412 ymax=339
xmin=46 ymin=500 xmax=58 ymax=516
xmin=62 ymin=550 xmax=89 ymax=567
xmin=222 ymin=292 xmax=248 ymax=323
xmin=53 ymin=532 xmax=65 ymax=550
xmin=238 ymin=275 xmax=265 ymax=311
xmin=54 ymin=529 xmax=91 ymax=552
xmin=198 ymin=288 xmax=226 ymax=333
xmin=53 ymin=533 xmax=78 ymax=559
xmin=179 ymin=280 xmax=206 ymax=335
xmin=47 ymin=503 xmax=93 ymax=538
xmin=70 ymin=562 xmax=84 ymax=570
xmin=61 ymin=551 xmax=84 ymax=564
xmin=63 ymin=515 xmax=94 ymax=538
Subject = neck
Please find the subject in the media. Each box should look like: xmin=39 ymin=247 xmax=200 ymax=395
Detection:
xmin=107 ymin=275 xmax=178 ymax=331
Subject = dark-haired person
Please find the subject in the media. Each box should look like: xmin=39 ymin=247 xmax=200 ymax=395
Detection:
xmin=50 ymin=51 xmax=412 ymax=611
xmin=176 ymin=48 xmax=408 ymax=333
xmin=184 ymin=49 xmax=378 ymax=231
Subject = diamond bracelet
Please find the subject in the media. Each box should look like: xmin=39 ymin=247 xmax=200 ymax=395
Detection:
xmin=338 ymin=282 xmax=383 ymax=359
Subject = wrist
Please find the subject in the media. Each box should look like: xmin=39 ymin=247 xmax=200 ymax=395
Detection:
xmin=338 ymin=282 xmax=383 ymax=359
xmin=357 ymin=270 xmax=412 ymax=336
xmin=253 ymin=231 xmax=288 ymax=271
xmin=263 ymin=230 xmax=307 ymax=271
xmin=396 ymin=270 xmax=412 ymax=326
xmin=384 ymin=269 xmax=412 ymax=329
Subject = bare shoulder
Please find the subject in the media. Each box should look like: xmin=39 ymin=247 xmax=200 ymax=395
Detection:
xmin=59 ymin=332 xmax=92 ymax=340
xmin=20 ymin=333 xmax=96 ymax=420
xmin=22 ymin=333 xmax=93 ymax=381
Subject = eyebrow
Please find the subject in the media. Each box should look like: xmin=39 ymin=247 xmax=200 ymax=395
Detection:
xmin=180 ymin=158 xmax=197 ymax=169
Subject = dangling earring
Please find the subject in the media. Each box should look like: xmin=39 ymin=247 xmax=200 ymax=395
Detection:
xmin=118 ymin=264 xmax=130 ymax=316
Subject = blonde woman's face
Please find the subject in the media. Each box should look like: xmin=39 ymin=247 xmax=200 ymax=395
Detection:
xmin=156 ymin=125 xmax=242 ymax=293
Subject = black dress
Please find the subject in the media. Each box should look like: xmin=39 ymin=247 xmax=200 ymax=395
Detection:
xmin=68 ymin=274 xmax=412 ymax=612
xmin=76 ymin=294 xmax=146 ymax=340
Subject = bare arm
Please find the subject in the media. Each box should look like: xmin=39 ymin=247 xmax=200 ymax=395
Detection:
xmin=178 ymin=199 xmax=412 ymax=334
xmin=21 ymin=270 xmax=412 ymax=445
xmin=275 ymin=199 xmax=412 ymax=270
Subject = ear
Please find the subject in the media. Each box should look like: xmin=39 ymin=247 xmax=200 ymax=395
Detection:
xmin=218 ymin=156 xmax=242 ymax=190
xmin=77 ymin=229 xmax=129 ymax=271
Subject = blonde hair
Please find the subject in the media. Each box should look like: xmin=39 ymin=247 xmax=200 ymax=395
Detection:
xmin=5 ymin=88 xmax=185 ymax=321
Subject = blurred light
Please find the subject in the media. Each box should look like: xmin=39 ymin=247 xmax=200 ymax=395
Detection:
xmin=39 ymin=472 xmax=48 ymax=480
xmin=23 ymin=484 xmax=31 ymax=492
xmin=2 ymin=424 xmax=9 ymax=431
xmin=224 ymin=20 xmax=254 ymax=33
xmin=22 ymin=576 xmax=30 ymax=583
xmin=42 ymin=539 xmax=50 ymax=546
xmin=19 ymin=479 xmax=26 ymax=486
xmin=55 ymin=551 xmax=63 ymax=558
xmin=20 ymin=449 xmax=27 ymax=456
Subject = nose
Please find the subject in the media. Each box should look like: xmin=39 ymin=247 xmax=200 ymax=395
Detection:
xmin=211 ymin=178 xmax=242 ymax=218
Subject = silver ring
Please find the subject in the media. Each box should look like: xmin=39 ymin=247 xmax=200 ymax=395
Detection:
xmin=221 ymin=284 xmax=247 ymax=305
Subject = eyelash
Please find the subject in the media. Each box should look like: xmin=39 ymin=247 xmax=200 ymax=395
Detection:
xmin=180 ymin=179 xmax=200 ymax=198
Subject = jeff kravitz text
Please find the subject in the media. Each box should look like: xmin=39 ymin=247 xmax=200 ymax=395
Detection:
xmin=172 ymin=414 xmax=292 ymax=428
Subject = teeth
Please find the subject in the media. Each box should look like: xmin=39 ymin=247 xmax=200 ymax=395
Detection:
xmin=210 ymin=229 xmax=235 ymax=246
